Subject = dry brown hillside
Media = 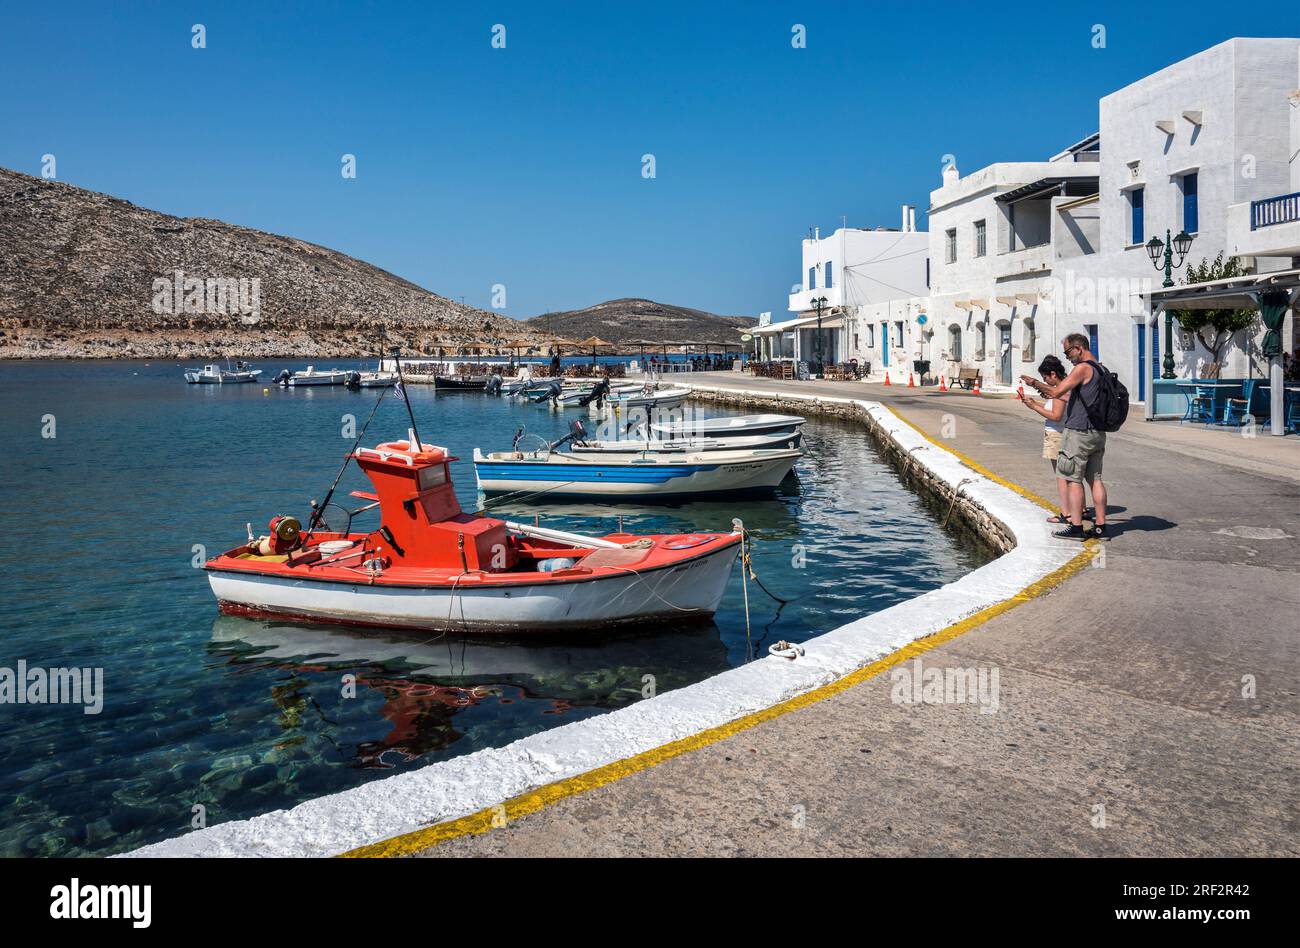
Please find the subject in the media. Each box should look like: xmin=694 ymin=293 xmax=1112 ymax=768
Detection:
xmin=0 ymin=167 xmax=542 ymax=360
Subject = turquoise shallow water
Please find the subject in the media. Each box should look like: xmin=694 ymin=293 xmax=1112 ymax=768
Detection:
xmin=0 ymin=359 xmax=992 ymax=856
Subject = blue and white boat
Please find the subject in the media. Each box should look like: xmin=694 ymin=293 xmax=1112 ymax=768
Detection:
xmin=472 ymin=445 xmax=802 ymax=499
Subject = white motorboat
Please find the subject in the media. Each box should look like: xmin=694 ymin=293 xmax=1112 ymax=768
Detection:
xmin=570 ymin=430 xmax=802 ymax=453
xmin=356 ymin=371 xmax=398 ymax=388
xmin=280 ymin=366 xmax=350 ymax=387
xmin=651 ymin=413 xmax=806 ymax=439
xmin=183 ymin=360 xmax=262 ymax=384
xmin=602 ymin=386 xmax=692 ymax=411
xmin=473 ymin=445 xmax=802 ymax=499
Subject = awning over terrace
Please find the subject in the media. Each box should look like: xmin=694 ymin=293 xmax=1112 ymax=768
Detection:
xmin=1144 ymin=267 xmax=1300 ymax=436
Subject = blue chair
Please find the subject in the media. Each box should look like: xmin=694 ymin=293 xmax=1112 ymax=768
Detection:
xmin=1181 ymin=386 xmax=1216 ymax=425
xmin=1221 ymin=381 xmax=1255 ymax=426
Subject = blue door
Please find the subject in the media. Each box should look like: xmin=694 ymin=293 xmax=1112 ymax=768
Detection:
xmin=881 ymin=323 xmax=889 ymax=368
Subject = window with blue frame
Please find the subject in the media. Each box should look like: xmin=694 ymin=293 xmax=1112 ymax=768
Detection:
xmin=1130 ymin=188 xmax=1144 ymax=245
xmin=1183 ymin=172 xmax=1199 ymax=233
xmin=824 ymin=260 xmax=833 ymax=289
xmin=808 ymin=266 xmax=816 ymax=290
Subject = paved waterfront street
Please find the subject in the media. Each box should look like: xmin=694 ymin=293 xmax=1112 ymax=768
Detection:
xmin=421 ymin=375 xmax=1300 ymax=857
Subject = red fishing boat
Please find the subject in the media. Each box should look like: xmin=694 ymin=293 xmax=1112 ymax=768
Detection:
xmin=204 ymin=429 xmax=743 ymax=634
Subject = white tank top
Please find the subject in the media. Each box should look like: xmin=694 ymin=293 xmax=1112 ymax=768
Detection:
xmin=1044 ymin=398 xmax=1064 ymax=432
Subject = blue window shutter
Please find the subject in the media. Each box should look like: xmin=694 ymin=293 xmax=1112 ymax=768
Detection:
xmin=1184 ymin=173 xmax=1198 ymax=233
xmin=1087 ymin=324 xmax=1099 ymax=358
xmin=808 ymin=266 xmax=815 ymax=290
xmin=825 ymin=260 xmax=833 ymax=289
xmin=1131 ymin=188 xmax=1144 ymax=245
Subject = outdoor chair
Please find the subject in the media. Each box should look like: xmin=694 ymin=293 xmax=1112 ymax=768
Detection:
xmin=1220 ymin=380 xmax=1256 ymax=427
xmin=1181 ymin=385 xmax=1216 ymax=425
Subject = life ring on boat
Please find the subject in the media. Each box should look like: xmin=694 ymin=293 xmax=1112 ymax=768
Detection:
xmin=768 ymin=641 xmax=805 ymax=661
xmin=375 ymin=439 xmax=445 ymax=461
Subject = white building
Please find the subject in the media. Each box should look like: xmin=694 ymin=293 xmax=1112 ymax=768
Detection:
xmin=923 ymin=137 xmax=1102 ymax=390
xmin=918 ymin=37 xmax=1300 ymax=400
xmin=752 ymin=211 xmax=929 ymax=372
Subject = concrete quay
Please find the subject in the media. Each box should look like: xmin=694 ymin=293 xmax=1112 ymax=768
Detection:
xmin=415 ymin=373 xmax=1299 ymax=857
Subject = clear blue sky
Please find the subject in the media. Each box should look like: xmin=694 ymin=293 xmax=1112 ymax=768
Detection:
xmin=1 ymin=2 xmax=1292 ymax=319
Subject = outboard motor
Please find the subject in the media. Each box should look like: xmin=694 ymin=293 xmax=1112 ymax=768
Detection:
xmin=344 ymin=371 xmax=362 ymax=389
xmin=485 ymin=373 xmax=503 ymax=395
xmin=577 ymin=376 xmax=611 ymax=407
xmin=275 ymin=369 xmax=292 ymax=386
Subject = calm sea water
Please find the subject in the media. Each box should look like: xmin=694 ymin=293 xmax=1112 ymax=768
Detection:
xmin=0 ymin=359 xmax=992 ymax=856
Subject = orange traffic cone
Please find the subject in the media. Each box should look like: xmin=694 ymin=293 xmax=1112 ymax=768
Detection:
xmin=907 ymin=372 xmax=915 ymax=388
xmin=884 ymin=372 xmax=891 ymax=386
xmin=939 ymin=375 xmax=947 ymax=392
xmin=972 ymin=378 xmax=981 ymax=396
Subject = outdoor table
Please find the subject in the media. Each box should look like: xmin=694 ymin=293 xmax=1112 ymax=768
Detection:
xmin=1256 ymin=385 xmax=1300 ymax=430
xmin=1173 ymin=381 xmax=1241 ymax=425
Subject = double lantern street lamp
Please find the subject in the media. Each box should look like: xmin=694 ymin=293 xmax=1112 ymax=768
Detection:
xmin=811 ymin=295 xmax=828 ymax=377
xmin=1146 ymin=228 xmax=1194 ymax=379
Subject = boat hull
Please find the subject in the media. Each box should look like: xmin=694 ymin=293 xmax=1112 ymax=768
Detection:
xmin=651 ymin=413 xmax=805 ymax=439
xmin=209 ymin=541 xmax=740 ymax=634
xmin=571 ymin=431 xmax=802 ymax=453
xmin=288 ymin=373 xmax=348 ymax=386
xmin=435 ymin=376 xmax=489 ymax=390
xmin=475 ymin=451 xmax=799 ymax=498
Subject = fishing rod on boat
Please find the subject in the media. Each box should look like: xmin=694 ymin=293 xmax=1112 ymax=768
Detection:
xmin=304 ymin=374 xmax=392 ymax=538
xmin=390 ymin=346 xmax=423 ymax=447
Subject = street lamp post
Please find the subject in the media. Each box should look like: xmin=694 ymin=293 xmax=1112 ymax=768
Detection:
xmin=811 ymin=295 xmax=828 ymax=377
xmin=1146 ymin=229 xmax=1194 ymax=379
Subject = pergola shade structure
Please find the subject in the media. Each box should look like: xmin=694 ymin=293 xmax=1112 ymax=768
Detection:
xmin=1144 ymin=267 xmax=1300 ymax=436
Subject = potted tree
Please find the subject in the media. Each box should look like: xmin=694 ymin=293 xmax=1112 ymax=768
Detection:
xmin=1169 ymin=253 xmax=1258 ymax=378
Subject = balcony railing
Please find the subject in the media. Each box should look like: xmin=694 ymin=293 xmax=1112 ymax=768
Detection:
xmin=1251 ymin=192 xmax=1300 ymax=230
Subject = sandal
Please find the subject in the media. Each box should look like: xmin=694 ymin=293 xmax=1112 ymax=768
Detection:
xmin=1046 ymin=513 xmax=1070 ymax=523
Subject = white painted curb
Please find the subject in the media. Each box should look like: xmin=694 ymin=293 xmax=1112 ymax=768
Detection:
xmin=126 ymin=394 xmax=1078 ymax=857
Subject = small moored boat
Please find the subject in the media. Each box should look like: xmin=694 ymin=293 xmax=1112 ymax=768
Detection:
xmin=651 ymin=413 xmax=806 ymax=440
xmin=473 ymin=444 xmax=801 ymax=499
xmin=184 ymin=360 xmax=262 ymax=384
xmin=434 ymin=375 xmax=490 ymax=390
xmin=280 ymin=366 xmax=350 ymax=387
xmin=203 ymin=430 xmax=743 ymax=634
xmin=570 ymin=430 xmax=802 ymax=453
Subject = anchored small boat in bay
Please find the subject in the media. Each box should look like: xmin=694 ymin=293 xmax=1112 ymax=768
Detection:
xmin=183 ymin=359 xmax=261 ymax=384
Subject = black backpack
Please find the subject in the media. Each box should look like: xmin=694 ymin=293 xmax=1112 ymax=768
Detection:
xmin=1082 ymin=359 xmax=1129 ymax=432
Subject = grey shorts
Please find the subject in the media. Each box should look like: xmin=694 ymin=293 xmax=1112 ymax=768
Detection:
xmin=1057 ymin=428 xmax=1105 ymax=483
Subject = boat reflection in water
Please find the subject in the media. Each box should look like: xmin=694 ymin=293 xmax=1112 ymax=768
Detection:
xmin=209 ymin=615 xmax=730 ymax=769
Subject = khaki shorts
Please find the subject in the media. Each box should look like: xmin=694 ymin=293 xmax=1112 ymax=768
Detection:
xmin=1043 ymin=428 xmax=1063 ymax=462
xmin=1057 ymin=428 xmax=1105 ymax=483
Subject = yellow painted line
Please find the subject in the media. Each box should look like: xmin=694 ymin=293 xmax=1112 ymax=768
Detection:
xmin=339 ymin=399 xmax=1094 ymax=858
xmin=882 ymin=405 xmax=1059 ymax=512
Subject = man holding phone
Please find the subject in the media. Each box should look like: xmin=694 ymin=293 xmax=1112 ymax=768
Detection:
xmin=1020 ymin=333 xmax=1109 ymax=541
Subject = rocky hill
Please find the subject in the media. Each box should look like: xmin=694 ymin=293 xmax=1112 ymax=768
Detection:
xmin=527 ymin=298 xmax=754 ymax=346
xmin=0 ymin=167 xmax=542 ymax=360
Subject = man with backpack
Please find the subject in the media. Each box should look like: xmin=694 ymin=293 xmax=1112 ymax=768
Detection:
xmin=1020 ymin=332 xmax=1128 ymax=541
